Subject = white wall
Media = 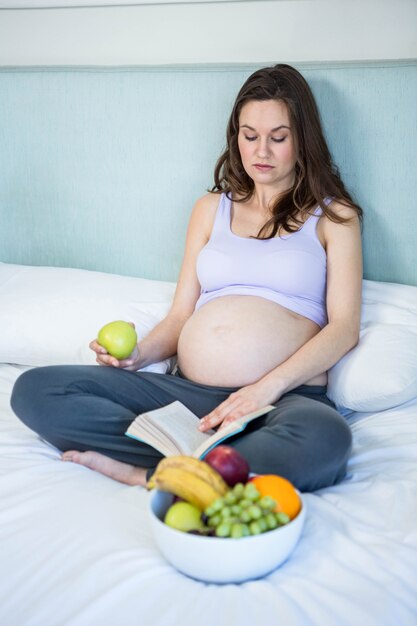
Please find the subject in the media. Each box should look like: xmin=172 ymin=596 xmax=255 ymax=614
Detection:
xmin=0 ymin=0 xmax=416 ymax=66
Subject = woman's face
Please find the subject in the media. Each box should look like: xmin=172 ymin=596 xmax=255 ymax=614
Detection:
xmin=237 ymin=99 xmax=297 ymax=193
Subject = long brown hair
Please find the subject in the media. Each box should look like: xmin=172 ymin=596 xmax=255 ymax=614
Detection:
xmin=211 ymin=64 xmax=363 ymax=238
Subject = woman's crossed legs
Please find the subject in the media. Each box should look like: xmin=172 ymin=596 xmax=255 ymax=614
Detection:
xmin=11 ymin=365 xmax=352 ymax=492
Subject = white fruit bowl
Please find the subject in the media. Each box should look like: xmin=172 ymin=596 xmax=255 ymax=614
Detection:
xmin=148 ymin=489 xmax=306 ymax=584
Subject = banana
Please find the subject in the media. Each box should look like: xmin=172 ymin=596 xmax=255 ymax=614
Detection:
xmin=154 ymin=456 xmax=228 ymax=495
xmin=148 ymin=467 xmax=222 ymax=510
xmin=147 ymin=456 xmax=228 ymax=510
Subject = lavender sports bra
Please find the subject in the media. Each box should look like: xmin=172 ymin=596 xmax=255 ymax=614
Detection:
xmin=195 ymin=193 xmax=328 ymax=328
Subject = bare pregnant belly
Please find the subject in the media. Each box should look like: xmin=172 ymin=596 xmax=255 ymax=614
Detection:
xmin=177 ymin=296 xmax=328 ymax=387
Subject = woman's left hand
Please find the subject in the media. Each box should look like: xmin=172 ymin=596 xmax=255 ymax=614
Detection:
xmin=198 ymin=381 xmax=280 ymax=432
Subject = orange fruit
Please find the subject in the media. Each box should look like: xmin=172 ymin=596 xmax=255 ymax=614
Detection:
xmin=249 ymin=474 xmax=301 ymax=520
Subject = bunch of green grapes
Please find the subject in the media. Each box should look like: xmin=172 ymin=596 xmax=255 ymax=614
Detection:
xmin=203 ymin=481 xmax=291 ymax=538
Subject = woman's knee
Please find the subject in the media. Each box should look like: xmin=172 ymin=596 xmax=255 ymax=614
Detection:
xmin=11 ymin=366 xmax=55 ymax=428
xmin=10 ymin=365 xmax=88 ymax=436
xmin=11 ymin=367 xmax=46 ymax=416
xmin=268 ymin=397 xmax=352 ymax=458
xmin=280 ymin=402 xmax=352 ymax=488
xmin=231 ymin=397 xmax=353 ymax=491
xmin=334 ymin=413 xmax=352 ymax=458
xmin=315 ymin=407 xmax=352 ymax=468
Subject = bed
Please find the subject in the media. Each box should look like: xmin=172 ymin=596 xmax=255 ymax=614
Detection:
xmin=0 ymin=262 xmax=416 ymax=626
xmin=1 ymin=60 xmax=416 ymax=625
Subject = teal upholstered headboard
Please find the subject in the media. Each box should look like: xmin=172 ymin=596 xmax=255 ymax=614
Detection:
xmin=0 ymin=61 xmax=416 ymax=285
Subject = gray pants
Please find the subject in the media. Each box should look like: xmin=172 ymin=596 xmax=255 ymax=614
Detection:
xmin=10 ymin=365 xmax=352 ymax=492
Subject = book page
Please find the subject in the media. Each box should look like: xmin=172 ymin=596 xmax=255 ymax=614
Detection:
xmin=128 ymin=401 xmax=214 ymax=456
xmin=193 ymin=405 xmax=275 ymax=458
xmin=127 ymin=418 xmax=180 ymax=457
xmin=126 ymin=401 xmax=275 ymax=459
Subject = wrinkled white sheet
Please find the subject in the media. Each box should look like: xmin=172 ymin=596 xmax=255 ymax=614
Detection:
xmin=1 ymin=363 xmax=416 ymax=626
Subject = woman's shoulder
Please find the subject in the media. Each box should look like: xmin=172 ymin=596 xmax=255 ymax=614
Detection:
xmin=187 ymin=192 xmax=222 ymax=240
xmin=325 ymin=198 xmax=360 ymax=221
xmin=193 ymin=191 xmax=223 ymax=212
xmin=190 ymin=192 xmax=222 ymax=223
xmin=317 ymin=198 xmax=361 ymax=248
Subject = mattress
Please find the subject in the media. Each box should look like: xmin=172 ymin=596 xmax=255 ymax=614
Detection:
xmin=1 ymin=263 xmax=416 ymax=625
xmin=1 ymin=362 xmax=416 ymax=626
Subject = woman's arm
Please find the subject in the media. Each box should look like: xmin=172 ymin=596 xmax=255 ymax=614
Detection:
xmin=199 ymin=202 xmax=363 ymax=430
xmin=91 ymin=194 xmax=218 ymax=370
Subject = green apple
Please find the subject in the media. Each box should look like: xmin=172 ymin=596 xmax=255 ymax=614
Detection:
xmin=164 ymin=501 xmax=204 ymax=532
xmin=97 ymin=320 xmax=137 ymax=360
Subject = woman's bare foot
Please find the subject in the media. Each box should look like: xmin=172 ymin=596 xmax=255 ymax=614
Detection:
xmin=62 ymin=450 xmax=148 ymax=486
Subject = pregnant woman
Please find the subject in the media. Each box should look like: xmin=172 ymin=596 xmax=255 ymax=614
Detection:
xmin=11 ymin=64 xmax=363 ymax=492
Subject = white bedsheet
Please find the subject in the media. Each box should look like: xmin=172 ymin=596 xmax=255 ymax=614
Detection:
xmin=1 ymin=363 xmax=416 ymax=626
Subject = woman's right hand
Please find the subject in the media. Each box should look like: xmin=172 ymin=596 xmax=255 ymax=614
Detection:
xmin=89 ymin=339 xmax=141 ymax=371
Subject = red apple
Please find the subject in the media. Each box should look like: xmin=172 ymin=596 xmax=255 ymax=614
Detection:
xmin=204 ymin=446 xmax=250 ymax=486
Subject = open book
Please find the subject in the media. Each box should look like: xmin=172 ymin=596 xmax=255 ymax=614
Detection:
xmin=125 ymin=400 xmax=275 ymax=459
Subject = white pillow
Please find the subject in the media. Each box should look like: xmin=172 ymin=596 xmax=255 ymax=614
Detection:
xmin=0 ymin=262 xmax=176 ymax=372
xmin=327 ymin=280 xmax=417 ymax=412
xmin=2 ymin=264 xmax=417 ymax=412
